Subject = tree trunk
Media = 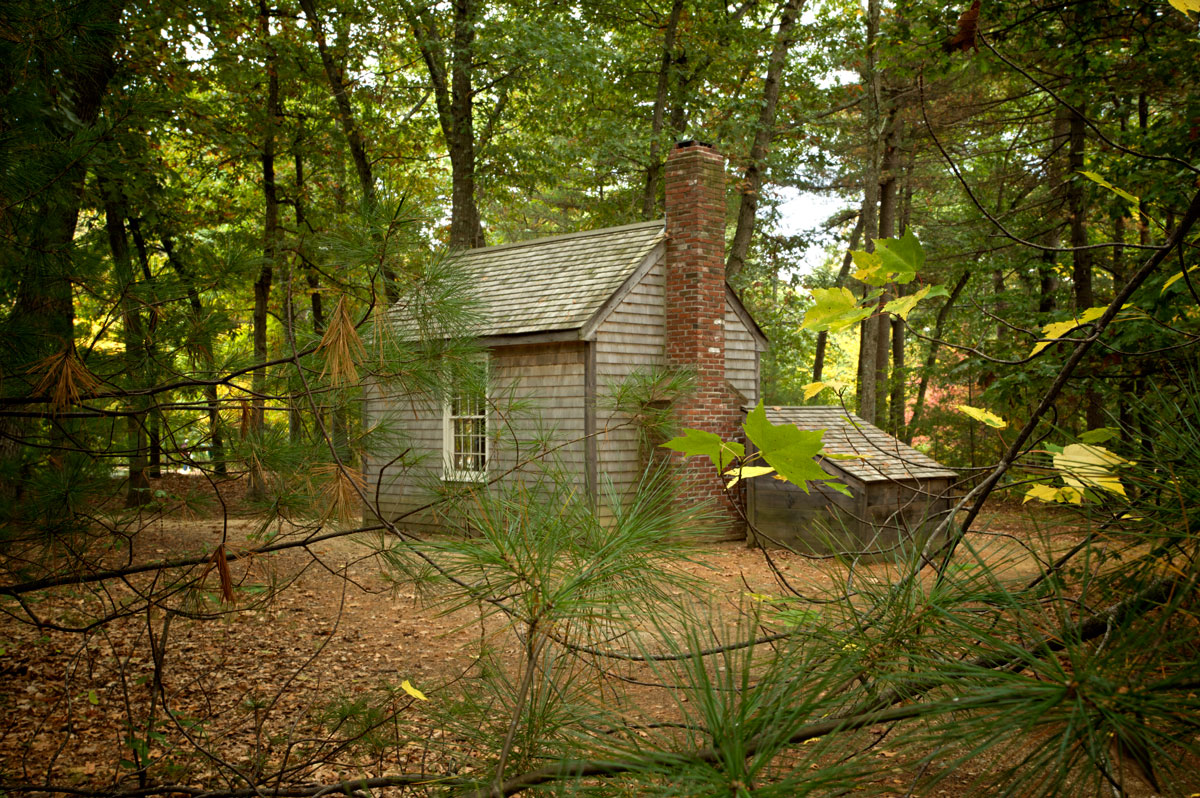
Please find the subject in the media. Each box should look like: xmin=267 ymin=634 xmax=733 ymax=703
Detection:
xmin=0 ymin=0 xmax=123 ymax=498
xmin=250 ymin=0 xmax=280 ymax=499
xmin=401 ymin=0 xmax=486 ymax=250
xmin=889 ymin=309 xmax=905 ymax=435
xmin=298 ymin=0 xmax=403 ymax=302
xmin=812 ymin=212 xmax=863 ymax=383
xmin=906 ymin=271 xmax=970 ymax=444
xmin=725 ymin=0 xmax=804 ymax=279
xmin=163 ymin=236 xmax=226 ymax=475
xmin=642 ymin=0 xmax=685 ymax=220
xmin=128 ymin=218 xmax=162 ymax=479
xmin=855 ymin=0 xmax=883 ymax=422
xmin=101 ymin=183 xmax=151 ymax=507
xmin=873 ymin=113 xmax=899 ymax=428
xmin=1067 ymin=102 xmax=1103 ymax=429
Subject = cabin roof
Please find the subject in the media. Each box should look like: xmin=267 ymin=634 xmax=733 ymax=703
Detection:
xmin=757 ymin=405 xmax=957 ymax=483
xmin=444 ymin=220 xmax=666 ymax=337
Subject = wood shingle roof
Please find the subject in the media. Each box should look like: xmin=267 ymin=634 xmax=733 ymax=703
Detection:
xmin=758 ymin=405 xmax=957 ymax=483
xmin=445 ymin=220 xmax=665 ymax=337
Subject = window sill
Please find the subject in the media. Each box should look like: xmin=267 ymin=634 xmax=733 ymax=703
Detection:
xmin=442 ymin=470 xmax=488 ymax=484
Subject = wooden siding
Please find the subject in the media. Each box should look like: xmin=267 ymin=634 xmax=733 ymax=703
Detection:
xmin=747 ymin=460 xmax=955 ymax=558
xmin=725 ymin=298 xmax=758 ymax=403
xmin=594 ymin=259 xmax=666 ymax=506
xmin=363 ymin=341 xmax=588 ymax=531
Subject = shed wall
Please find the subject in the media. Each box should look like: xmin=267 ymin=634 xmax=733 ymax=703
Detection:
xmin=594 ymin=259 xmax=667 ymax=504
xmin=364 ymin=340 xmax=587 ymax=530
xmin=725 ymin=297 xmax=759 ymax=403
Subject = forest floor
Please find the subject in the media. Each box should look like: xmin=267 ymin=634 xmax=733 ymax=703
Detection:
xmin=0 ymin=475 xmax=1159 ymax=797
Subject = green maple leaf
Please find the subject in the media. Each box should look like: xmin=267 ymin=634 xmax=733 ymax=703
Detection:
xmin=660 ymin=428 xmax=744 ymax=471
xmin=872 ymin=229 xmax=924 ymax=285
xmin=744 ymin=402 xmax=834 ymax=492
xmin=800 ymin=287 xmax=876 ymax=332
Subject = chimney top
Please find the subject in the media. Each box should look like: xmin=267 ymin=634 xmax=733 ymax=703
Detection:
xmin=674 ymin=139 xmax=715 ymax=151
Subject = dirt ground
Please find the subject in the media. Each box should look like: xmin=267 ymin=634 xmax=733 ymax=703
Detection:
xmin=0 ymin=475 xmax=1148 ymax=796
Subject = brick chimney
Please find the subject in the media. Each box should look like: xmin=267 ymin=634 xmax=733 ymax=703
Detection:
xmin=664 ymin=141 xmax=744 ymax=535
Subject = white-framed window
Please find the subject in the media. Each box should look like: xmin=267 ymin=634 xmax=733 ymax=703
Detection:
xmin=442 ymin=361 xmax=489 ymax=482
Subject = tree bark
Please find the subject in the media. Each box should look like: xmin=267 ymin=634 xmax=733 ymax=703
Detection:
xmin=855 ymin=0 xmax=883 ymax=422
xmin=401 ymin=0 xmax=486 ymax=250
xmin=725 ymin=0 xmax=804 ymax=279
xmin=0 ymin=0 xmax=123 ymax=497
xmin=128 ymin=217 xmax=162 ymax=479
xmin=101 ymin=182 xmax=151 ymax=507
xmin=873 ymin=113 xmax=900 ymax=428
xmin=642 ymin=0 xmax=685 ymax=220
xmin=1066 ymin=101 xmax=1103 ymax=429
xmin=250 ymin=0 xmax=280 ymax=499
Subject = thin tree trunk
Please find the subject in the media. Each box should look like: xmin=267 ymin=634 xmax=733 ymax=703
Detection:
xmin=642 ymin=0 xmax=685 ymax=220
xmin=1067 ymin=101 xmax=1103 ymax=429
xmin=906 ymin=271 xmax=970 ymax=444
xmin=101 ymin=182 xmax=150 ymax=507
xmin=298 ymin=0 xmax=403 ymax=301
xmin=400 ymin=0 xmax=486 ymax=250
xmin=855 ymin=0 xmax=883 ymax=422
xmin=128 ymin=218 xmax=162 ymax=478
xmin=163 ymin=236 xmax=226 ymax=475
xmin=889 ymin=308 xmax=905 ymax=435
xmin=873 ymin=114 xmax=900 ymax=428
xmin=250 ymin=0 xmax=280 ymax=499
xmin=726 ymin=0 xmax=804 ymax=279
xmin=812 ymin=212 xmax=863 ymax=383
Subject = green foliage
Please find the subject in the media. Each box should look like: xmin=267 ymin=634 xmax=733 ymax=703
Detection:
xmin=663 ymin=401 xmax=846 ymax=495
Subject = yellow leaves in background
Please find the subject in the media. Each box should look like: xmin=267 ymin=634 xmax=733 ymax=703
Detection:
xmin=801 ymin=380 xmax=849 ymax=400
xmin=1162 ymin=266 xmax=1199 ymax=294
xmin=1031 ymin=306 xmax=1107 ymax=356
xmin=1078 ymin=170 xmax=1140 ymax=206
xmin=956 ymin=404 xmax=1007 ymax=429
xmin=802 ymin=381 xmax=826 ymax=400
xmin=1023 ymin=484 xmax=1082 ymax=505
xmin=401 ymin=680 xmax=428 ymax=701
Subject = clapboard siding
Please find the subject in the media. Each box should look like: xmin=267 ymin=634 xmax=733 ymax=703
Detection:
xmin=491 ymin=342 xmax=587 ymax=479
xmin=594 ymin=259 xmax=666 ymax=503
xmin=364 ymin=341 xmax=587 ymax=530
xmin=725 ymin=298 xmax=759 ymax=403
xmin=363 ymin=384 xmax=442 ymax=531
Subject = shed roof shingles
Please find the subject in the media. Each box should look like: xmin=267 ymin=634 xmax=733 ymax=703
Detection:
xmin=756 ymin=405 xmax=957 ymax=483
xmin=443 ymin=220 xmax=665 ymax=337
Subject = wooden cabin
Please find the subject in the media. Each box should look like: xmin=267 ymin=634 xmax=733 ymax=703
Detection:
xmin=364 ymin=143 xmax=767 ymax=533
xmin=364 ymin=141 xmax=957 ymax=548
xmin=746 ymin=406 xmax=957 ymax=556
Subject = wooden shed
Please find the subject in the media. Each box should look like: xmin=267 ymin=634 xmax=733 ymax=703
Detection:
xmin=364 ymin=143 xmax=767 ymax=532
xmin=746 ymin=406 xmax=957 ymax=556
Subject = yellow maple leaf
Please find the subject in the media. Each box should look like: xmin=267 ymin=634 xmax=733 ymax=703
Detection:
xmin=956 ymin=404 xmax=1007 ymax=429
xmin=1053 ymin=444 xmax=1128 ymax=497
xmin=724 ymin=465 xmax=776 ymax=488
xmin=1031 ymin=306 xmax=1108 ymax=356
